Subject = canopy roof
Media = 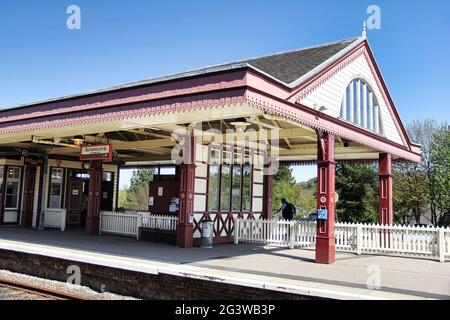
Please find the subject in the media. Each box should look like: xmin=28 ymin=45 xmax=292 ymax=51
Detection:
xmin=0 ymin=36 xmax=421 ymax=165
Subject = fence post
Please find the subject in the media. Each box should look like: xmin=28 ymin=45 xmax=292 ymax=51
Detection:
xmin=136 ymin=216 xmax=143 ymax=240
xmin=98 ymin=212 xmax=102 ymax=236
xmin=356 ymin=224 xmax=362 ymax=255
xmin=290 ymin=222 xmax=295 ymax=249
xmin=234 ymin=217 xmax=239 ymax=245
xmin=438 ymin=228 xmax=445 ymax=262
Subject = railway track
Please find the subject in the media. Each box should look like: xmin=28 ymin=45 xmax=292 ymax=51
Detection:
xmin=0 ymin=278 xmax=87 ymax=300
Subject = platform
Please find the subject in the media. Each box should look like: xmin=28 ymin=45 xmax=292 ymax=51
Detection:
xmin=0 ymin=227 xmax=449 ymax=300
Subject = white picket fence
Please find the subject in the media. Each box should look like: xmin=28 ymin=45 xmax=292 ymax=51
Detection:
xmin=234 ymin=218 xmax=450 ymax=262
xmin=100 ymin=211 xmax=178 ymax=239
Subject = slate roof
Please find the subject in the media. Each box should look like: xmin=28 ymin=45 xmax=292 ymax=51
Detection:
xmin=241 ymin=37 xmax=359 ymax=84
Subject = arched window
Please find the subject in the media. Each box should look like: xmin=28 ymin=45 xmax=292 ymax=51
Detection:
xmin=339 ymin=78 xmax=383 ymax=135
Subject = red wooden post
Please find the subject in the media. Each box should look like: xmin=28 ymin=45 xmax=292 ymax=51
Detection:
xmin=315 ymin=131 xmax=336 ymax=264
xmin=86 ymin=160 xmax=102 ymax=235
xmin=176 ymin=136 xmax=194 ymax=248
xmin=263 ymin=165 xmax=273 ymax=220
xmin=21 ymin=165 xmax=37 ymax=228
xmin=378 ymin=153 xmax=393 ymax=225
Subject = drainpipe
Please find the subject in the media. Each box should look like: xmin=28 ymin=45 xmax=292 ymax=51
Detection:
xmin=21 ymin=151 xmax=48 ymax=231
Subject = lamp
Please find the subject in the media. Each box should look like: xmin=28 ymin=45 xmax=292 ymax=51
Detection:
xmin=230 ymin=117 xmax=250 ymax=133
xmin=72 ymin=136 xmax=85 ymax=146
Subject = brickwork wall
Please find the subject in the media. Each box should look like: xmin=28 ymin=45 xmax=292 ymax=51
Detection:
xmin=0 ymin=249 xmax=320 ymax=300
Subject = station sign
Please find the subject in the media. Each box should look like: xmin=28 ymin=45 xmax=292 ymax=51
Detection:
xmin=21 ymin=156 xmax=44 ymax=166
xmin=80 ymin=144 xmax=113 ymax=161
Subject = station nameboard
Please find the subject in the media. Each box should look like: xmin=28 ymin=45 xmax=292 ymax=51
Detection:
xmin=80 ymin=144 xmax=112 ymax=161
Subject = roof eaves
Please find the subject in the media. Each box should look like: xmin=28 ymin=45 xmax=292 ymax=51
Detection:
xmin=0 ymin=63 xmax=250 ymax=111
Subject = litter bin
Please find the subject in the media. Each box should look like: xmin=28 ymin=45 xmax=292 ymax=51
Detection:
xmin=200 ymin=219 xmax=214 ymax=248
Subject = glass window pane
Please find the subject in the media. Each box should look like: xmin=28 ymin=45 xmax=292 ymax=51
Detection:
xmin=231 ymin=165 xmax=241 ymax=211
xmin=50 ymin=183 xmax=62 ymax=196
xmin=5 ymin=181 xmax=19 ymax=208
xmin=51 ymin=168 xmax=63 ymax=180
xmin=49 ymin=195 xmax=61 ymax=209
xmin=0 ymin=166 xmax=3 ymax=180
xmin=7 ymin=167 xmax=20 ymax=180
xmin=242 ymin=164 xmax=252 ymax=211
xmin=6 ymin=181 xmax=19 ymax=195
xmin=210 ymin=148 xmax=220 ymax=165
xmin=5 ymin=195 xmax=18 ymax=208
xmin=208 ymin=165 xmax=219 ymax=211
xmin=102 ymin=172 xmax=113 ymax=181
xmin=220 ymin=165 xmax=231 ymax=211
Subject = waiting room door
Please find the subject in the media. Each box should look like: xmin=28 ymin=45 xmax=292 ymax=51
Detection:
xmin=66 ymin=179 xmax=84 ymax=226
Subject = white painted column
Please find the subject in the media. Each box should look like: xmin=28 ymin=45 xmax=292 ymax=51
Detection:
xmin=362 ymin=82 xmax=367 ymax=128
xmin=355 ymin=79 xmax=360 ymax=125
xmin=368 ymin=91 xmax=373 ymax=131
xmin=341 ymin=92 xmax=347 ymax=119
xmin=349 ymin=81 xmax=354 ymax=123
xmin=374 ymin=105 xmax=380 ymax=133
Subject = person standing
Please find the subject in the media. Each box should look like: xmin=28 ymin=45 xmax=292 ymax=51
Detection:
xmin=276 ymin=198 xmax=296 ymax=221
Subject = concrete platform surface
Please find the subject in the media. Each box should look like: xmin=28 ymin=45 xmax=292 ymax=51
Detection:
xmin=0 ymin=227 xmax=449 ymax=300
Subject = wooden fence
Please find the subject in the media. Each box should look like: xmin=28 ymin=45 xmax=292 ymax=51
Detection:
xmin=234 ymin=218 xmax=450 ymax=262
xmin=100 ymin=211 xmax=178 ymax=239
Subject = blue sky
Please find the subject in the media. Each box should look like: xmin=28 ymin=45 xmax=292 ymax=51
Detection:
xmin=1 ymin=0 xmax=449 ymax=186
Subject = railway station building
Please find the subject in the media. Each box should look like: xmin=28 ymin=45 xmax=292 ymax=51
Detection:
xmin=0 ymin=34 xmax=421 ymax=264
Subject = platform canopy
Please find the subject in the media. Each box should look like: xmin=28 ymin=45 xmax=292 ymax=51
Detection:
xmin=0 ymin=36 xmax=421 ymax=166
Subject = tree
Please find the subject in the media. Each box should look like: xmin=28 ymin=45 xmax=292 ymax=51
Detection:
xmin=335 ymin=164 xmax=378 ymax=223
xmin=118 ymin=169 xmax=155 ymax=210
xmin=274 ymin=164 xmax=295 ymax=184
xmin=393 ymin=164 xmax=428 ymax=224
xmin=430 ymin=128 xmax=450 ymax=226
xmin=392 ymin=119 xmax=447 ymax=225
xmin=406 ymin=119 xmax=444 ymax=224
xmin=129 ymin=169 xmax=154 ymax=193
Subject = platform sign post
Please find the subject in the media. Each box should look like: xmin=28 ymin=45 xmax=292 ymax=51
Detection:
xmin=80 ymin=144 xmax=112 ymax=161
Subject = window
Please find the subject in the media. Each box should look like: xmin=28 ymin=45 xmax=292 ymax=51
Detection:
xmin=220 ymin=165 xmax=231 ymax=211
xmin=207 ymin=146 xmax=256 ymax=213
xmin=242 ymin=164 xmax=252 ymax=211
xmin=102 ymin=172 xmax=113 ymax=182
xmin=49 ymin=168 xmax=64 ymax=208
xmin=208 ymin=165 xmax=219 ymax=211
xmin=231 ymin=165 xmax=242 ymax=211
xmin=339 ymin=78 xmax=383 ymax=135
xmin=5 ymin=167 xmax=21 ymax=209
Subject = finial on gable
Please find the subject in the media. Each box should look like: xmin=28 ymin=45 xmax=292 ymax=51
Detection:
xmin=362 ymin=20 xmax=367 ymax=39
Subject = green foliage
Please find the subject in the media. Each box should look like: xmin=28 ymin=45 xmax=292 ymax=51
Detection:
xmin=335 ymin=164 xmax=378 ymax=223
xmin=430 ymin=129 xmax=450 ymax=226
xmin=118 ymin=188 xmax=128 ymax=208
xmin=393 ymin=119 xmax=449 ymax=226
xmin=393 ymin=162 xmax=428 ymax=224
xmin=129 ymin=169 xmax=154 ymax=193
xmin=120 ymin=169 xmax=155 ymax=210
xmin=272 ymin=169 xmax=316 ymax=218
xmin=274 ymin=164 xmax=295 ymax=184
